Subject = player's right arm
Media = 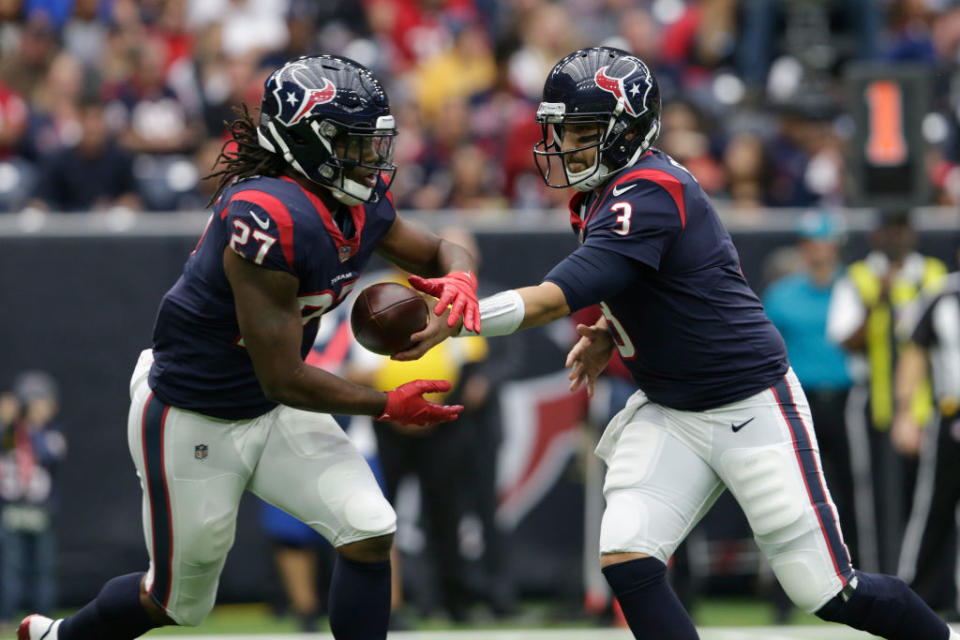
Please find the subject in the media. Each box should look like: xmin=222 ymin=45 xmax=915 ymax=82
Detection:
xmin=223 ymin=248 xmax=461 ymax=425
xmin=401 ymin=244 xmax=641 ymax=361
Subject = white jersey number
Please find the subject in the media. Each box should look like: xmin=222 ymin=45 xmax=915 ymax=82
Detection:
xmin=229 ymin=219 xmax=277 ymax=265
xmin=600 ymin=301 xmax=636 ymax=359
xmin=611 ymin=202 xmax=633 ymax=236
xmin=298 ymin=282 xmax=356 ymax=326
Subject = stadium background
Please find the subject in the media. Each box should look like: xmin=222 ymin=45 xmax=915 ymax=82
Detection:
xmin=1 ymin=0 xmax=960 ymax=636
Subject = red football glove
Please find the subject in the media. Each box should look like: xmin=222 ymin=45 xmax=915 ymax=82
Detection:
xmin=408 ymin=270 xmax=480 ymax=333
xmin=377 ymin=379 xmax=463 ymax=426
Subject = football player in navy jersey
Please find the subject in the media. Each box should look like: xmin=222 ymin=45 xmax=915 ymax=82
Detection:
xmin=407 ymin=46 xmax=959 ymax=640
xmin=18 ymin=55 xmax=480 ymax=640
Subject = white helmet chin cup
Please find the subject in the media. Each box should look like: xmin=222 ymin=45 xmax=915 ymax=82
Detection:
xmin=566 ymin=161 xmax=611 ymax=192
xmin=329 ymin=177 xmax=373 ymax=206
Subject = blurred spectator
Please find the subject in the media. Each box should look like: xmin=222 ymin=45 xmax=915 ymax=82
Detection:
xmin=445 ymin=143 xmax=506 ymax=210
xmin=106 ymin=36 xmax=203 ymax=155
xmin=659 ymin=100 xmax=724 ymax=195
xmin=408 ymin=95 xmax=473 ymax=210
xmin=0 ymin=371 xmax=67 ymax=624
xmin=827 ymin=209 xmax=947 ymax=573
xmin=61 ymin=0 xmax=111 ymax=66
xmin=736 ymin=0 xmax=880 ymax=92
xmin=0 ymin=0 xmax=959 ymax=213
xmin=885 ymin=0 xmax=938 ymax=62
xmin=187 ymin=0 xmax=289 ymax=59
xmin=198 ymin=50 xmax=265 ymax=139
xmin=414 ymin=21 xmax=496 ymax=122
xmin=24 ymin=0 xmax=72 ymax=31
xmin=766 ymin=108 xmax=825 ymax=208
xmin=721 ymin=131 xmax=770 ymax=211
xmin=174 ymin=136 xmax=230 ymax=209
xmin=507 ymin=2 xmax=581 ymax=101
xmin=763 ymin=211 xmax=857 ymax=622
xmin=363 ymin=0 xmax=467 ymax=74
xmin=657 ymin=0 xmax=736 ymax=83
xmin=0 ymin=14 xmax=57 ymax=105
xmin=467 ymin=42 xmax=544 ymax=210
xmin=615 ymin=6 xmax=661 ymax=66
xmin=0 ymin=78 xmax=34 ymax=211
xmin=21 ymin=52 xmax=88 ymax=161
xmin=29 ymin=95 xmax=140 ymax=212
xmin=0 ymin=80 xmax=28 ymax=159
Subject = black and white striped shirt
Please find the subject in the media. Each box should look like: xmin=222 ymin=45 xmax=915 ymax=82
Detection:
xmin=910 ymin=272 xmax=960 ymax=404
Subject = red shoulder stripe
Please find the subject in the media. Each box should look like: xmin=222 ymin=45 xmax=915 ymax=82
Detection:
xmin=606 ymin=168 xmax=687 ymax=229
xmin=227 ymin=190 xmax=296 ymax=269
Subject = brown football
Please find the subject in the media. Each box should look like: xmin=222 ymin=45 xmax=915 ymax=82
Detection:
xmin=350 ymin=282 xmax=430 ymax=355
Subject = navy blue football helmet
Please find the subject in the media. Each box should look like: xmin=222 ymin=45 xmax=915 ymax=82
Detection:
xmin=258 ymin=55 xmax=397 ymax=205
xmin=533 ymin=47 xmax=661 ymax=191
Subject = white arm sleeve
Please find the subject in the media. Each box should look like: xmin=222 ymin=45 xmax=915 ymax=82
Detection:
xmin=826 ymin=277 xmax=865 ymax=345
xmin=459 ymin=289 xmax=525 ymax=337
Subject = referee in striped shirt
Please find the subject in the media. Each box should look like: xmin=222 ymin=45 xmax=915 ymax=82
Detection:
xmin=895 ymin=247 xmax=960 ymax=618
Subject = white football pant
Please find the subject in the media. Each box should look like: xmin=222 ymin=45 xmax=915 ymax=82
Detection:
xmin=126 ymin=350 xmax=396 ymax=625
xmin=597 ymin=368 xmax=853 ymax=613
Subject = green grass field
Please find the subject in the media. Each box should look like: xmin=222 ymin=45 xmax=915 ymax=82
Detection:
xmin=145 ymin=633 xmax=891 ymax=640
xmin=133 ymin=600 xmax=958 ymax=638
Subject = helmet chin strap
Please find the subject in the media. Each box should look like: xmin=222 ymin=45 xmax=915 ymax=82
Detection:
xmin=260 ymin=121 xmax=374 ymax=205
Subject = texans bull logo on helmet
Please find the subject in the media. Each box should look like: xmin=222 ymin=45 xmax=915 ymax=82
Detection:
xmin=268 ymin=62 xmax=338 ymax=126
xmin=593 ymin=59 xmax=654 ymax=118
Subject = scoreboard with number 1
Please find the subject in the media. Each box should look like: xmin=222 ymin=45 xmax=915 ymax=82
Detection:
xmin=845 ymin=64 xmax=935 ymax=209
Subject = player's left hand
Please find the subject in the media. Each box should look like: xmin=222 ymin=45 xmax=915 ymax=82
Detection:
xmin=392 ymin=307 xmax=458 ymax=361
xmin=378 ymin=379 xmax=463 ymax=426
xmin=566 ymin=323 xmax=614 ymax=397
xmin=408 ymin=270 xmax=480 ymax=333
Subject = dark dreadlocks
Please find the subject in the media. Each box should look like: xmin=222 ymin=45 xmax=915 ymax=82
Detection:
xmin=205 ymin=104 xmax=289 ymax=206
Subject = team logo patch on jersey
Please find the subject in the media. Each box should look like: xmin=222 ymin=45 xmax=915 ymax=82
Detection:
xmin=270 ymin=62 xmax=338 ymax=126
xmin=594 ymin=59 xmax=653 ymax=118
xmin=194 ymin=444 xmax=208 ymax=460
xmin=338 ymin=245 xmax=353 ymax=263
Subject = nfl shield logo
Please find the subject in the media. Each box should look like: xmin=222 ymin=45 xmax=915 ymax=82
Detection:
xmin=338 ymin=245 xmax=352 ymax=263
xmin=195 ymin=444 xmax=208 ymax=461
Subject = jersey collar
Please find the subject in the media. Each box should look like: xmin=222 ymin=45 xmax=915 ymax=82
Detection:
xmin=568 ymin=150 xmax=655 ymax=236
xmin=282 ymin=176 xmax=366 ymax=263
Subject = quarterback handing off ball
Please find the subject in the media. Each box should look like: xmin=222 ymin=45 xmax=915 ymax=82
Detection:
xmin=351 ymin=282 xmax=430 ymax=355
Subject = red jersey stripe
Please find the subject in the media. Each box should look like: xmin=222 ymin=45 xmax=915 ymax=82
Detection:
xmin=607 ymin=168 xmax=687 ymax=228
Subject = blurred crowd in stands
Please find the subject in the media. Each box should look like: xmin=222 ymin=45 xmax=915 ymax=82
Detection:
xmin=2 ymin=0 xmax=960 ymax=215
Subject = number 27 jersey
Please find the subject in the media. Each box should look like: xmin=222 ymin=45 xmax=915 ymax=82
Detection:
xmin=148 ymin=175 xmax=397 ymax=419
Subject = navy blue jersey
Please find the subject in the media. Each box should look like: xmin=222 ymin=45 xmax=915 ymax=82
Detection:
xmin=149 ymin=175 xmax=397 ymax=419
xmin=546 ymin=149 xmax=788 ymax=410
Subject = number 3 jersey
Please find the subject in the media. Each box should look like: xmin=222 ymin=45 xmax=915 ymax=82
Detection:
xmin=545 ymin=149 xmax=789 ymax=411
xmin=149 ymin=175 xmax=397 ymax=419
